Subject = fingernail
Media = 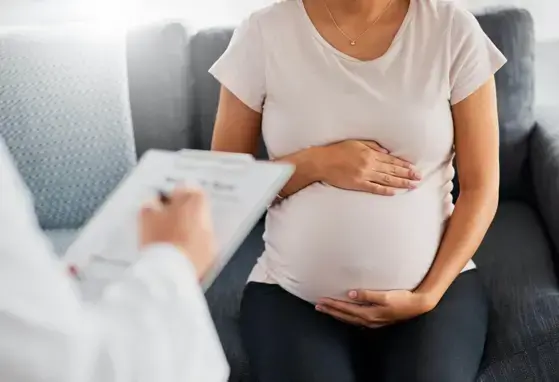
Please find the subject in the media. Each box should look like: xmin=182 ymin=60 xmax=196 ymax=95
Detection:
xmin=315 ymin=305 xmax=323 ymax=312
xmin=381 ymin=148 xmax=389 ymax=154
xmin=413 ymin=172 xmax=422 ymax=180
xmin=409 ymin=183 xmax=417 ymax=189
xmin=349 ymin=291 xmax=357 ymax=299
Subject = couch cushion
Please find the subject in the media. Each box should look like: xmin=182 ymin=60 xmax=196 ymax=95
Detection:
xmin=206 ymin=220 xmax=264 ymax=382
xmin=474 ymin=202 xmax=559 ymax=381
xmin=127 ymin=22 xmax=193 ymax=157
xmin=475 ymin=9 xmax=536 ymax=200
xmin=0 ymin=26 xmax=136 ymax=230
xmin=44 ymin=229 xmax=80 ymax=256
xmin=531 ymin=109 xmax=559 ymax=267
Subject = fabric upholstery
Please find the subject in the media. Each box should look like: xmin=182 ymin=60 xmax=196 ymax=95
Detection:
xmin=474 ymin=202 xmax=559 ymax=381
xmin=475 ymin=9 xmax=536 ymax=201
xmin=0 ymin=26 xmax=136 ymax=230
xmin=206 ymin=221 xmax=264 ymax=382
xmin=189 ymin=29 xmax=268 ymax=158
xmin=531 ymin=108 xmax=559 ymax=262
xmin=127 ymin=22 xmax=193 ymax=157
xmin=189 ymin=28 xmax=234 ymax=151
xmin=44 ymin=229 xmax=80 ymax=257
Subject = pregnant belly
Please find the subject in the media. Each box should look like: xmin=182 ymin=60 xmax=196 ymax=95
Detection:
xmin=261 ymin=182 xmax=448 ymax=303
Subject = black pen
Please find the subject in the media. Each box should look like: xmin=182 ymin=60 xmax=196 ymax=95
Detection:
xmin=158 ymin=190 xmax=171 ymax=205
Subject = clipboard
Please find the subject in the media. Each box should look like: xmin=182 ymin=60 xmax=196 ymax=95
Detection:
xmin=64 ymin=149 xmax=294 ymax=300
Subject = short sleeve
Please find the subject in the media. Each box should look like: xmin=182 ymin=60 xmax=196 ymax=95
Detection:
xmin=209 ymin=15 xmax=266 ymax=113
xmin=449 ymin=8 xmax=507 ymax=105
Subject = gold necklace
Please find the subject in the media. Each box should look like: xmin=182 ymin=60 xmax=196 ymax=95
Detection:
xmin=321 ymin=0 xmax=396 ymax=46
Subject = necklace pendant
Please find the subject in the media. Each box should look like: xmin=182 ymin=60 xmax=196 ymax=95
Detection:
xmin=350 ymin=40 xmax=356 ymax=46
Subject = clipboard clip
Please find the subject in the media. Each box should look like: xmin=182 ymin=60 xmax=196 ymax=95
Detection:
xmin=176 ymin=149 xmax=254 ymax=171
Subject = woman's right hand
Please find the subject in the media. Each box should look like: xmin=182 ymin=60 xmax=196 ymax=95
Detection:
xmin=315 ymin=140 xmax=422 ymax=196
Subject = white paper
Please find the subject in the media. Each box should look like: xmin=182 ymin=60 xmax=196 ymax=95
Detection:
xmin=65 ymin=149 xmax=293 ymax=301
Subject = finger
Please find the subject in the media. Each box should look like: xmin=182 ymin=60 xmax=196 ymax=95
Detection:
xmin=139 ymin=200 xmax=162 ymax=233
xmin=444 ymin=161 xmax=456 ymax=180
xmin=360 ymin=140 xmax=389 ymax=154
xmin=348 ymin=290 xmax=389 ymax=305
xmin=444 ymin=193 xmax=454 ymax=204
xmin=320 ymin=304 xmax=393 ymax=327
xmin=172 ymin=187 xmax=212 ymax=229
xmin=376 ymin=162 xmax=421 ymax=181
xmin=316 ymin=305 xmax=368 ymax=327
xmin=170 ymin=186 xmax=206 ymax=207
xmin=140 ymin=198 xmax=163 ymax=217
xmin=442 ymin=181 xmax=454 ymax=195
xmin=355 ymin=181 xmax=398 ymax=196
xmin=367 ymin=171 xmax=417 ymax=189
xmin=444 ymin=203 xmax=455 ymax=216
xmin=318 ymin=298 xmax=368 ymax=317
xmin=171 ymin=186 xmax=195 ymax=201
xmin=374 ymin=152 xmax=415 ymax=171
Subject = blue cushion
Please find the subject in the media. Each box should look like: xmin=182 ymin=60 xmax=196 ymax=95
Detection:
xmin=0 ymin=26 xmax=136 ymax=230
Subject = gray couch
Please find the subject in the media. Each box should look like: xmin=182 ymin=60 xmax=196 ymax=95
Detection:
xmin=2 ymin=7 xmax=559 ymax=382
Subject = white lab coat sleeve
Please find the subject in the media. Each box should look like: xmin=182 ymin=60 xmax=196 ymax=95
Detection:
xmin=91 ymin=244 xmax=230 ymax=382
xmin=0 ymin=138 xmax=229 ymax=382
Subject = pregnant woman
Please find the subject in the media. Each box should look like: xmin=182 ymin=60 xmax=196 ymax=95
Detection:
xmin=211 ymin=0 xmax=505 ymax=380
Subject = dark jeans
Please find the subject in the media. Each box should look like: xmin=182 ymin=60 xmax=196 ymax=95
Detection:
xmin=240 ymin=270 xmax=488 ymax=382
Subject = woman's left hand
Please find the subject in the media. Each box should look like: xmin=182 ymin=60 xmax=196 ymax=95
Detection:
xmin=316 ymin=289 xmax=438 ymax=328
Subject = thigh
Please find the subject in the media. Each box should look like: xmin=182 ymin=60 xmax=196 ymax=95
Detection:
xmin=381 ymin=271 xmax=488 ymax=382
xmin=240 ymin=282 xmax=360 ymax=382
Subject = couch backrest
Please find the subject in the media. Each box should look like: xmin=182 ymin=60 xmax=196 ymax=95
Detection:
xmin=189 ymin=28 xmax=233 ymax=152
xmin=0 ymin=26 xmax=136 ymax=230
xmin=127 ymin=22 xmax=193 ymax=158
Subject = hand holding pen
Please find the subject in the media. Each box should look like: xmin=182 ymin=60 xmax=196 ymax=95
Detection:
xmin=140 ymin=187 xmax=217 ymax=280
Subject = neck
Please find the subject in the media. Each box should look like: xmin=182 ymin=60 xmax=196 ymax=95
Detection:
xmin=325 ymin=0 xmax=393 ymax=16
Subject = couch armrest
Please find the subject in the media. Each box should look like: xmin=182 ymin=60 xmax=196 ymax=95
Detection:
xmin=531 ymin=107 xmax=559 ymax=254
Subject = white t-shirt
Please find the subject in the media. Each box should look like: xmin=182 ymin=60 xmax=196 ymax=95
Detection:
xmin=210 ymin=0 xmax=506 ymax=303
